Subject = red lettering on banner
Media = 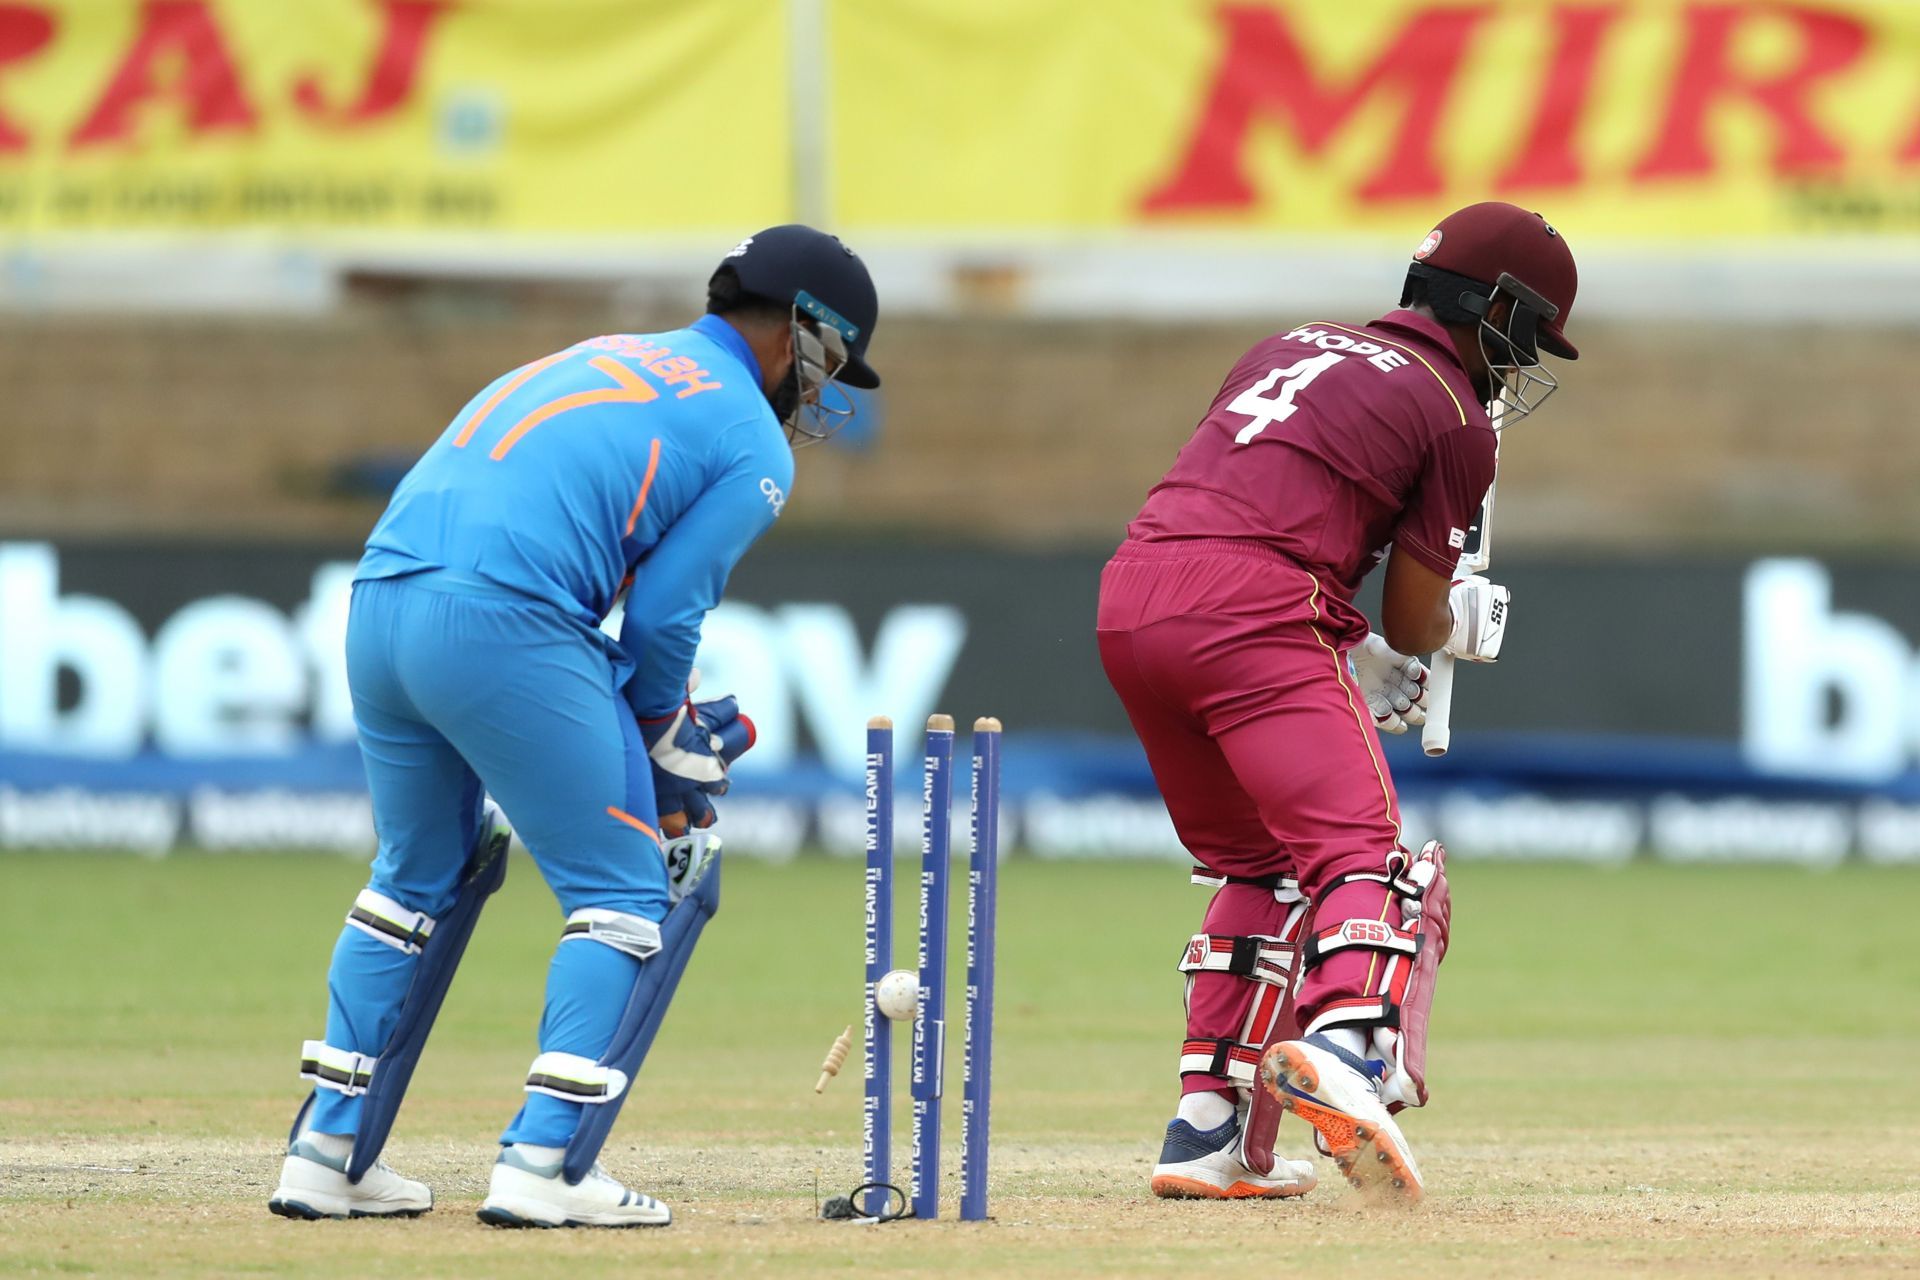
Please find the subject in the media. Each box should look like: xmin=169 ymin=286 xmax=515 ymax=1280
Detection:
xmin=1634 ymin=3 xmax=1866 ymax=181
xmin=0 ymin=5 xmax=54 ymax=152
xmin=69 ymin=0 xmax=256 ymax=148
xmin=293 ymin=1 xmax=452 ymax=127
xmin=1892 ymin=58 xmax=1920 ymax=162
xmin=1142 ymin=3 xmax=1492 ymax=212
xmin=1498 ymin=4 xmax=1623 ymax=191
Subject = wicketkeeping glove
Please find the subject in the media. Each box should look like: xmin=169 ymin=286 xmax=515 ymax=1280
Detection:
xmin=1446 ymin=574 xmax=1510 ymax=663
xmin=638 ymin=694 xmax=750 ymax=832
xmin=1351 ymin=633 xmax=1428 ymax=735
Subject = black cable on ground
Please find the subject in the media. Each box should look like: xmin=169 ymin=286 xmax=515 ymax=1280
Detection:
xmin=819 ymin=1181 xmax=911 ymax=1222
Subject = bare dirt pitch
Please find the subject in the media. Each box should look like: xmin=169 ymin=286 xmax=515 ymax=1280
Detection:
xmin=4 ymin=854 xmax=1918 ymax=1277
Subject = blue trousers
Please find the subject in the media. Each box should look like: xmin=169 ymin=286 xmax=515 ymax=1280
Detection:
xmin=309 ymin=576 xmax=669 ymax=1147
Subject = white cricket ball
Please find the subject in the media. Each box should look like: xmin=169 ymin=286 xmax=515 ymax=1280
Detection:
xmin=875 ymin=968 xmax=920 ymax=1021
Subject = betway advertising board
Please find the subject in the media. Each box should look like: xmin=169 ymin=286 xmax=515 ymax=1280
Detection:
xmin=3 ymin=539 xmax=1920 ymax=865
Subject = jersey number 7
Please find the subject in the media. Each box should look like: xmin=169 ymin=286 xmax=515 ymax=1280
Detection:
xmin=1229 ymin=353 xmax=1345 ymax=444
xmin=453 ymin=353 xmax=659 ymax=461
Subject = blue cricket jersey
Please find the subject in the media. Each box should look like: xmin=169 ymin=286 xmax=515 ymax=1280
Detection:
xmin=357 ymin=314 xmax=793 ymax=717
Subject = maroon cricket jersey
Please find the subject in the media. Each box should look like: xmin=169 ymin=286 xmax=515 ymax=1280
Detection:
xmin=1127 ymin=310 xmax=1496 ymax=640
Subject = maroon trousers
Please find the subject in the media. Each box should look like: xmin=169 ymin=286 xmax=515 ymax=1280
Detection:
xmin=1097 ymin=539 xmax=1408 ymax=1096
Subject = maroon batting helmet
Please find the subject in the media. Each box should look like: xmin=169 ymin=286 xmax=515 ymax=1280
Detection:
xmin=1411 ymin=201 xmax=1578 ymax=360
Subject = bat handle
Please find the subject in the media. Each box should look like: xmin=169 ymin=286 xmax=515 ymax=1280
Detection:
xmin=1421 ymin=651 xmax=1456 ymax=757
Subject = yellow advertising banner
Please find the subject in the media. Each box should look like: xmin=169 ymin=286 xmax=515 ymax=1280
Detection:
xmin=0 ymin=0 xmax=789 ymax=239
xmin=832 ymin=0 xmax=1920 ymax=242
xmin=13 ymin=1 xmax=1920 ymax=246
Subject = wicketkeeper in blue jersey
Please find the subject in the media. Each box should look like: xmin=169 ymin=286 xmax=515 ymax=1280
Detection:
xmin=268 ymin=226 xmax=880 ymax=1228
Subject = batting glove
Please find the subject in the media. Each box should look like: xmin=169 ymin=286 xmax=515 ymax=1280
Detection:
xmin=1446 ymin=574 xmax=1510 ymax=663
xmin=1352 ymin=633 xmax=1428 ymax=735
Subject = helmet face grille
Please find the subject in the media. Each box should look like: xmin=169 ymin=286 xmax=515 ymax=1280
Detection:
xmin=1482 ymin=337 xmax=1559 ymax=428
xmin=1477 ymin=274 xmax=1561 ymax=427
xmin=784 ymin=303 xmax=857 ymax=446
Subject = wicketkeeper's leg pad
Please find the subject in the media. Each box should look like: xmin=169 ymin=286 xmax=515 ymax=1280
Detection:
xmin=1177 ymin=871 xmax=1310 ymax=1093
xmin=550 ymin=855 xmax=721 ymax=1185
xmin=1295 ymin=840 xmax=1451 ymax=1111
xmin=504 ymin=910 xmax=664 ymax=1110
xmin=318 ymin=804 xmax=512 ymax=1183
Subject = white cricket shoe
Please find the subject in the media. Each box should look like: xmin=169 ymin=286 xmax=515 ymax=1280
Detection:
xmin=268 ymin=1136 xmax=432 ymax=1219
xmin=1257 ymin=1035 xmax=1424 ymax=1205
xmin=1149 ymin=1113 xmax=1317 ymax=1200
xmin=477 ymin=1145 xmax=671 ymax=1228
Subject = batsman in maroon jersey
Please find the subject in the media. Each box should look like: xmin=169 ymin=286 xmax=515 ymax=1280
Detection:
xmin=1100 ymin=202 xmax=1579 ymax=1205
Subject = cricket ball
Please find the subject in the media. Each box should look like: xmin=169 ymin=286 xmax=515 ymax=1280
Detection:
xmin=875 ymin=968 xmax=920 ymax=1021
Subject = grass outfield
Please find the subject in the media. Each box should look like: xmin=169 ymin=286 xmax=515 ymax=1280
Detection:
xmin=2 ymin=852 xmax=1918 ymax=1277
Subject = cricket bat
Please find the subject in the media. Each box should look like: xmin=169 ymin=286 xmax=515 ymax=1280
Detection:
xmin=1420 ymin=403 xmax=1501 ymax=757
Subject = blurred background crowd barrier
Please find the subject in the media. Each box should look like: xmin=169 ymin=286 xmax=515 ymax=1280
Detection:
xmin=3 ymin=0 xmax=1919 ymax=863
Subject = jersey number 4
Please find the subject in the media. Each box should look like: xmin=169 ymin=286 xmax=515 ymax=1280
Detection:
xmin=1229 ymin=352 xmax=1345 ymax=444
